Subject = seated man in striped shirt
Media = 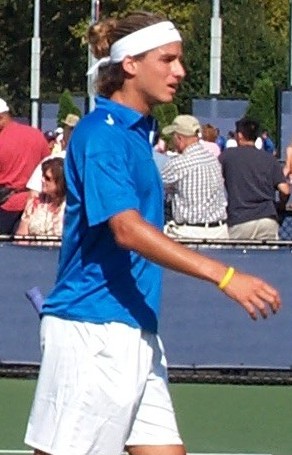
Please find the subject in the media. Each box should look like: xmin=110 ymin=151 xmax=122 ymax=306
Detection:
xmin=161 ymin=115 xmax=228 ymax=239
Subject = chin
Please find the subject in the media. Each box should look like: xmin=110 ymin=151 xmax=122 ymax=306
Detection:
xmin=157 ymin=93 xmax=175 ymax=104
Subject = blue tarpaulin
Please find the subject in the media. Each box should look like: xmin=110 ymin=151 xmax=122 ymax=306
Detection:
xmin=0 ymin=243 xmax=291 ymax=368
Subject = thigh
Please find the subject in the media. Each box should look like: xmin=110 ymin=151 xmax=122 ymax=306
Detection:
xmin=125 ymin=336 xmax=184 ymax=451
xmin=255 ymin=218 xmax=279 ymax=240
xmin=228 ymin=221 xmax=255 ymax=239
xmin=26 ymin=318 xmax=160 ymax=455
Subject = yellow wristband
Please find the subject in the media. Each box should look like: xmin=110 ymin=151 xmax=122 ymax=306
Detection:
xmin=218 ymin=267 xmax=235 ymax=290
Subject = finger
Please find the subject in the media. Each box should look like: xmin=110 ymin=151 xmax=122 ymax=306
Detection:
xmin=254 ymin=285 xmax=281 ymax=313
xmin=240 ymin=301 xmax=258 ymax=321
xmin=247 ymin=295 xmax=269 ymax=319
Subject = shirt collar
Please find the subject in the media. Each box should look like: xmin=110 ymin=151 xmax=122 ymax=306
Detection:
xmin=95 ymin=96 xmax=146 ymax=129
xmin=95 ymin=96 xmax=158 ymax=144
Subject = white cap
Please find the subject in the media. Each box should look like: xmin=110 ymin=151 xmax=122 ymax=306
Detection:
xmin=0 ymin=98 xmax=9 ymax=114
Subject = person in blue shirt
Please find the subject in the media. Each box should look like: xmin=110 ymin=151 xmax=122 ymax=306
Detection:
xmin=262 ymin=129 xmax=276 ymax=155
xmin=25 ymin=11 xmax=281 ymax=455
xmin=215 ymin=127 xmax=226 ymax=152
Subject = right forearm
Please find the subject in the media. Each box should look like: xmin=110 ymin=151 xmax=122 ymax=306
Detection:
xmin=110 ymin=209 xmax=228 ymax=285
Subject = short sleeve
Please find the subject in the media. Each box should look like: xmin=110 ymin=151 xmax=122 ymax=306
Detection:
xmin=21 ymin=196 xmax=36 ymax=222
xmin=84 ymin=145 xmax=140 ymax=227
xmin=26 ymin=163 xmax=42 ymax=192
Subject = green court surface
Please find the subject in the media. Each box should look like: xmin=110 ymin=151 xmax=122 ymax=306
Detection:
xmin=1 ymin=379 xmax=292 ymax=455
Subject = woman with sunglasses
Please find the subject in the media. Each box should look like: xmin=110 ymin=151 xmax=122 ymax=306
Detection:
xmin=15 ymin=157 xmax=66 ymax=241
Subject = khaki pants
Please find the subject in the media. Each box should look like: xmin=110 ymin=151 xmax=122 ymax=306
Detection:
xmin=164 ymin=220 xmax=229 ymax=240
xmin=228 ymin=218 xmax=279 ymax=240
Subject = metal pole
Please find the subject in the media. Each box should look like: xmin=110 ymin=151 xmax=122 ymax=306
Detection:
xmin=209 ymin=0 xmax=222 ymax=95
xmin=30 ymin=0 xmax=41 ymax=128
xmin=87 ymin=0 xmax=100 ymax=112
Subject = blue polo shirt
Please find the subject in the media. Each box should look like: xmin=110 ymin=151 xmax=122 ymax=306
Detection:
xmin=42 ymin=97 xmax=164 ymax=333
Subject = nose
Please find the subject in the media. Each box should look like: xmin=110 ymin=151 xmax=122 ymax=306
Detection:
xmin=172 ymin=59 xmax=186 ymax=80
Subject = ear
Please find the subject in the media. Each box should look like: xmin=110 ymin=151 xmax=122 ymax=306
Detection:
xmin=237 ymin=132 xmax=243 ymax=142
xmin=121 ymin=56 xmax=138 ymax=76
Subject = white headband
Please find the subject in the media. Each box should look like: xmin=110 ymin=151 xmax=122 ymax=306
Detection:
xmin=87 ymin=21 xmax=181 ymax=76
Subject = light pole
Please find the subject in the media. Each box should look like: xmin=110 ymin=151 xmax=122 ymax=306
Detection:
xmin=87 ymin=0 xmax=100 ymax=112
xmin=30 ymin=0 xmax=41 ymax=128
xmin=209 ymin=0 xmax=222 ymax=95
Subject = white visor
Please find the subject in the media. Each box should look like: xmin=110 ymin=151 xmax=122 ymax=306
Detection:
xmin=87 ymin=21 xmax=181 ymax=76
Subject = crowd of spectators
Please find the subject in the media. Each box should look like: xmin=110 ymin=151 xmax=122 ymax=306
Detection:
xmin=0 ymin=94 xmax=291 ymax=244
xmin=157 ymin=115 xmax=291 ymax=241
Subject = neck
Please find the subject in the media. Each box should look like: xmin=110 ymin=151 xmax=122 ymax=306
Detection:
xmin=239 ymin=139 xmax=255 ymax=146
xmin=111 ymin=87 xmax=151 ymax=116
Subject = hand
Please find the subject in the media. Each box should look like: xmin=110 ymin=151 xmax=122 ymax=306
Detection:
xmin=222 ymin=271 xmax=281 ymax=320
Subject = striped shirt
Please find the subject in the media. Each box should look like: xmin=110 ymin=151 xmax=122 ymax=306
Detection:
xmin=161 ymin=142 xmax=227 ymax=224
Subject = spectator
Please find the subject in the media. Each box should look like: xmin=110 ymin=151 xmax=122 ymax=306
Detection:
xmin=226 ymin=130 xmax=237 ymax=148
xmin=26 ymin=113 xmax=80 ymax=196
xmin=283 ymin=140 xmax=292 ymax=181
xmin=255 ymin=134 xmax=263 ymax=150
xmin=215 ymin=127 xmax=226 ymax=152
xmin=0 ymin=98 xmax=50 ymax=234
xmin=219 ymin=118 xmax=290 ymax=240
xmin=201 ymin=123 xmax=221 ymax=158
xmin=152 ymin=132 xmax=170 ymax=172
xmin=283 ymin=140 xmax=292 ymax=209
xmin=59 ymin=113 xmax=80 ymax=153
xmin=44 ymin=130 xmax=58 ymax=152
xmin=15 ymin=157 xmax=66 ymax=241
xmin=161 ymin=115 xmax=228 ymax=239
xmin=261 ymin=129 xmax=276 ymax=155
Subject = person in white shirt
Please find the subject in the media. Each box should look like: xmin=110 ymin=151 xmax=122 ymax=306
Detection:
xmin=226 ymin=130 xmax=237 ymax=148
xmin=26 ymin=113 xmax=80 ymax=195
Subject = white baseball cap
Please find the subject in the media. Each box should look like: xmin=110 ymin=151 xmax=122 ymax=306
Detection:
xmin=0 ymin=98 xmax=9 ymax=114
xmin=162 ymin=115 xmax=201 ymax=137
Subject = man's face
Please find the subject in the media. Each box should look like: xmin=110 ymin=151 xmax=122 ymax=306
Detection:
xmin=131 ymin=41 xmax=185 ymax=108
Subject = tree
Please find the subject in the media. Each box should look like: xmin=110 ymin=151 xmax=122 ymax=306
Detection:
xmin=245 ymin=76 xmax=277 ymax=139
xmin=153 ymin=103 xmax=179 ymax=134
xmin=221 ymin=0 xmax=288 ymax=98
xmin=57 ymin=89 xmax=81 ymax=126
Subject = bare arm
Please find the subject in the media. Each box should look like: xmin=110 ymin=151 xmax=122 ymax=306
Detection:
xmin=15 ymin=219 xmax=29 ymax=236
xmin=277 ymin=182 xmax=290 ymax=197
xmin=283 ymin=146 xmax=292 ymax=178
xmin=14 ymin=219 xmax=30 ymax=245
xmin=109 ymin=209 xmax=281 ymax=320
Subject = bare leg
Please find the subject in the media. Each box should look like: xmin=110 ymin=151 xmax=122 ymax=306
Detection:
xmin=127 ymin=444 xmax=186 ymax=455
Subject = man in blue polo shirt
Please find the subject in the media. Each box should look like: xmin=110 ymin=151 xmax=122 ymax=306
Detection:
xmin=25 ymin=12 xmax=281 ymax=455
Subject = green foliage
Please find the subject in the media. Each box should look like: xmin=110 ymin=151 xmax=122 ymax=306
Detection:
xmin=221 ymin=0 xmax=288 ymax=98
xmin=153 ymin=103 xmax=179 ymax=134
xmin=176 ymin=0 xmax=211 ymax=111
xmin=245 ymin=77 xmax=277 ymax=139
xmin=57 ymin=89 xmax=81 ymax=126
xmin=258 ymin=0 xmax=289 ymax=38
xmin=0 ymin=0 xmax=290 ymax=120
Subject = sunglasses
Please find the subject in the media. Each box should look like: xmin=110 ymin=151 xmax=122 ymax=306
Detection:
xmin=43 ymin=174 xmax=54 ymax=183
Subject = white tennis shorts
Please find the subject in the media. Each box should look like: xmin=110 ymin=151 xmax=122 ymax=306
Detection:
xmin=25 ymin=316 xmax=182 ymax=455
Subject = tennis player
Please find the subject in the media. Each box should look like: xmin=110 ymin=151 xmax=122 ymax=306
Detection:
xmin=25 ymin=11 xmax=281 ymax=455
